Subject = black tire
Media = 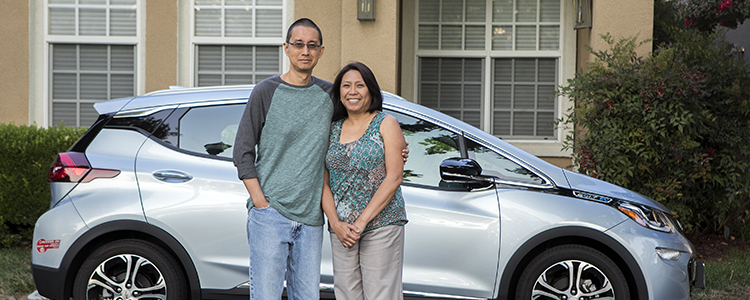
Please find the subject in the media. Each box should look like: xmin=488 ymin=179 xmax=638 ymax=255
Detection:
xmin=515 ymin=244 xmax=630 ymax=300
xmin=72 ymin=239 xmax=188 ymax=300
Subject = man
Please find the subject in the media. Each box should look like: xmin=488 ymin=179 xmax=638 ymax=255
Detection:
xmin=235 ymin=18 xmax=408 ymax=299
xmin=233 ymin=18 xmax=332 ymax=299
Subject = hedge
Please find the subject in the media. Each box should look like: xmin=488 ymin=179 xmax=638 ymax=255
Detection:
xmin=0 ymin=123 xmax=87 ymax=248
xmin=557 ymin=31 xmax=750 ymax=238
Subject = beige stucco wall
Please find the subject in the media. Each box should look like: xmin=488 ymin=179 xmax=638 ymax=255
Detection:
xmin=296 ymin=0 xmax=400 ymax=94
xmin=577 ymin=0 xmax=654 ymax=71
xmin=1 ymin=0 xmax=30 ymax=125
xmin=571 ymin=0 xmax=654 ymax=169
xmin=145 ymin=1 xmax=178 ymax=93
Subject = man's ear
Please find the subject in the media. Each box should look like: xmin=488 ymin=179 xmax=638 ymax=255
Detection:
xmin=317 ymin=45 xmax=325 ymax=59
xmin=282 ymin=43 xmax=290 ymax=57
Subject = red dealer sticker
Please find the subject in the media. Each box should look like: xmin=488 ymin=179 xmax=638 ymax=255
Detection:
xmin=36 ymin=239 xmax=61 ymax=253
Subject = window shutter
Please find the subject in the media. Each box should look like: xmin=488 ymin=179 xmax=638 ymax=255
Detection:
xmin=493 ymin=0 xmax=513 ymax=22
xmin=79 ymin=8 xmax=106 ymax=36
xmin=419 ymin=58 xmax=483 ymax=128
xmin=49 ymin=2 xmax=136 ymax=37
xmin=225 ymin=8 xmax=253 ymax=37
xmin=256 ymin=9 xmax=283 ymax=37
xmin=51 ymin=44 xmax=135 ymax=127
xmin=491 ymin=57 xmax=557 ymax=138
xmin=196 ymin=45 xmax=280 ymax=86
xmin=256 ymin=46 xmax=280 ymax=72
xmin=516 ymin=0 xmax=537 ymax=22
xmin=111 ymin=8 xmax=137 ymax=36
xmin=52 ymin=103 xmax=77 ymax=127
xmin=516 ymin=26 xmax=536 ymax=50
xmin=49 ymin=7 xmax=75 ymax=35
xmin=195 ymin=8 xmax=222 ymax=37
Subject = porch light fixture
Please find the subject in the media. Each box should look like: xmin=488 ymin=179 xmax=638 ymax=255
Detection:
xmin=358 ymin=0 xmax=374 ymax=21
xmin=573 ymin=0 xmax=592 ymax=29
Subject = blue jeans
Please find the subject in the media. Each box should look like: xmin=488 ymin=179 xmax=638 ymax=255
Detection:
xmin=247 ymin=206 xmax=323 ymax=300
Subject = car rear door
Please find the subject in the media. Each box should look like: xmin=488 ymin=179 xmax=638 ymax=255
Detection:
xmin=134 ymin=101 xmax=251 ymax=291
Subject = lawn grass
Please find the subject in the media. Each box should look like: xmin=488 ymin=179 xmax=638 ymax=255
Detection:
xmin=0 ymin=247 xmax=35 ymax=299
xmin=1 ymin=245 xmax=749 ymax=299
xmin=691 ymin=248 xmax=750 ymax=300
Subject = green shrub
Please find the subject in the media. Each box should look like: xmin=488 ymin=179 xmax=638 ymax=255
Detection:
xmin=0 ymin=123 xmax=87 ymax=248
xmin=557 ymin=31 xmax=750 ymax=236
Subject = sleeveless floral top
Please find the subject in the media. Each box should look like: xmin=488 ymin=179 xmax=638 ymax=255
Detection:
xmin=326 ymin=112 xmax=408 ymax=233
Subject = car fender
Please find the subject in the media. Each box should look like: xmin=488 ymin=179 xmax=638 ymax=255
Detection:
xmin=41 ymin=220 xmax=201 ymax=300
xmin=495 ymin=226 xmax=648 ymax=300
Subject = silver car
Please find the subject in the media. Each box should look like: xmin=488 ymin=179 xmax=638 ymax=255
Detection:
xmin=32 ymin=85 xmax=704 ymax=300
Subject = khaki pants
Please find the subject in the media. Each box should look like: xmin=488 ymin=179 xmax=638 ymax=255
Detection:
xmin=330 ymin=225 xmax=405 ymax=300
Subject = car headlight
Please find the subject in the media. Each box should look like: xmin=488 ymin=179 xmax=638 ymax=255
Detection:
xmin=616 ymin=201 xmax=675 ymax=233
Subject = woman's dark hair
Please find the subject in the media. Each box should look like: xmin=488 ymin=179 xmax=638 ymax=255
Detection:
xmin=286 ymin=18 xmax=323 ymax=45
xmin=331 ymin=62 xmax=383 ymax=121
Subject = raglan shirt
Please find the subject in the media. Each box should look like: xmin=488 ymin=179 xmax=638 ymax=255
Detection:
xmin=233 ymin=75 xmax=333 ymax=226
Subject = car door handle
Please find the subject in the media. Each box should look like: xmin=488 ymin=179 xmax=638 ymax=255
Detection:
xmin=152 ymin=170 xmax=193 ymax=183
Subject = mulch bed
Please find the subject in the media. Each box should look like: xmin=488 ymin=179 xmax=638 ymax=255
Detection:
xmin=688 ymin=232 xmax=750 ymax=261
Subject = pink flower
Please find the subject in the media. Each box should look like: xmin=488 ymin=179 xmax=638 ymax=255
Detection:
xmin=719 ymin=0 xmax=733 ymax=12
xmin=684 ymin=18 xmax=694 ymax=27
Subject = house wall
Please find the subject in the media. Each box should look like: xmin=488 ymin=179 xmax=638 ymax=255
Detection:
xmin=577 ymin=0 xmax=654 ymax=72
xmin=1 ymin=0 xmax=30 ymax=125
xmin=297 ymin=0 xmax=401 ymax=94
xmin=145 ymin=1 xmax=178 ymax=93
xmin=725 ymin=22 xmax=750 ymax=66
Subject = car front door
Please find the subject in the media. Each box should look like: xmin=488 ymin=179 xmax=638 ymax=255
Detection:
xmin=320 ymin=110 xmax=502 ymax=299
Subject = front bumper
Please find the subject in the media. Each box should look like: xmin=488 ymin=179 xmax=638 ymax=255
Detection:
xmin=690 ymin=260 xmax=706 ymax=289
xmin=607 ymin=219 xmax=700 ymax=299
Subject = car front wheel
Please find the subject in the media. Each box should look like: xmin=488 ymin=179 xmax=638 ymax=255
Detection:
xmin=72 ymin=239 xmax=188 ymax=300
xmin=515 ymin=244 xmax=630 ymax=300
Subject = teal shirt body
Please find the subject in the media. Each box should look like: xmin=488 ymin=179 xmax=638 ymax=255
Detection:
xmin=233 ymin=75 xmax=333 ymax=226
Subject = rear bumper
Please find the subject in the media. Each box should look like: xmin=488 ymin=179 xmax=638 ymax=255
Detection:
xmin=32 ymin=264 xmax=69 ymax=300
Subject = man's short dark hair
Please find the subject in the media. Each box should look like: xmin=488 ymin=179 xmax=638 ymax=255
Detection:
xmin=331 ymin=62 xmax=383 ymax=121
xmin=286 ymin=18 xmax=323 ymax=45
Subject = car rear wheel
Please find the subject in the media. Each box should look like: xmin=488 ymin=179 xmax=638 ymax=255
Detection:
xmin=515 ymin=244 xmax=630 ymax=300
xmin=73 ymin=239 xmax=187 ymax=300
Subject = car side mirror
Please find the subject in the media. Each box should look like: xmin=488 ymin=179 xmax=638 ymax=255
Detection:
xmin=439 ymin=158 xmax=493 ymax=189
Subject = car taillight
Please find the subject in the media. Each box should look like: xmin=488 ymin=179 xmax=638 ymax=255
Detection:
xmin=49 ymin=152 xmax=120 ymax=183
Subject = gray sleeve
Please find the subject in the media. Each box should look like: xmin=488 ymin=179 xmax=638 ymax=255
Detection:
xmin=233 ymin=80 xmax=276 ymax=179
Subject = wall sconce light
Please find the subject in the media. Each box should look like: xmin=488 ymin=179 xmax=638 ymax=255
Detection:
xmin=358 ymin=0 xmax=375 ymax=21
xmin=573 ymin=0 xmax=591 ymax=29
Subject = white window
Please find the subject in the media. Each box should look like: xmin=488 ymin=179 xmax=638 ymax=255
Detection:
xmin=50 ymin=44 xmax=135 ymax=127
xmin=47 ymin=0 xmax=138 ymax=127
xmin=417 ymin=0 xmax=561 ymax=140
xmin=193 ymin=0 xmax=284 ymax=86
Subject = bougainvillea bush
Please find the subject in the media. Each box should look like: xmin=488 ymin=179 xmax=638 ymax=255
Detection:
xmin=680 ymin=0 xmax=750 ymax=32
xmin=557 ymin=32 xmax=750 ymax=237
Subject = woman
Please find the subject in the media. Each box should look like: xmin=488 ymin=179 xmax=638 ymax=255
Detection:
xmin=322 ymin=62 xmax=408 ymax=300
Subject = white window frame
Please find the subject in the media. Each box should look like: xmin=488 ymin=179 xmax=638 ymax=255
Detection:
xmin=44 ymin=0 xmax=142 ymax=127
xmin=190 ymin=0 xmax=287 ymax=87
xmin=413 ymin=0 xmax=575 ymax=157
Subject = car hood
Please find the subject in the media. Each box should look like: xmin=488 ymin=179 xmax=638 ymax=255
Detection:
xmin=562 ymin=170 xmax=670 ymax=212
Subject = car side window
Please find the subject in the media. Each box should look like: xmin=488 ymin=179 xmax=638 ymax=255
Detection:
xmin=178 ymin=104 xmax=244 ymax=158
xmin=387 ymin=110 xmax=461 ymax=188
xmin=466 ymin=138 xmax=545 ymax=185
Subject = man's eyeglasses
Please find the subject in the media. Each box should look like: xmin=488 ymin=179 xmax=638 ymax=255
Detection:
xmin=289 ymin=42 xmax=321 ymax=50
